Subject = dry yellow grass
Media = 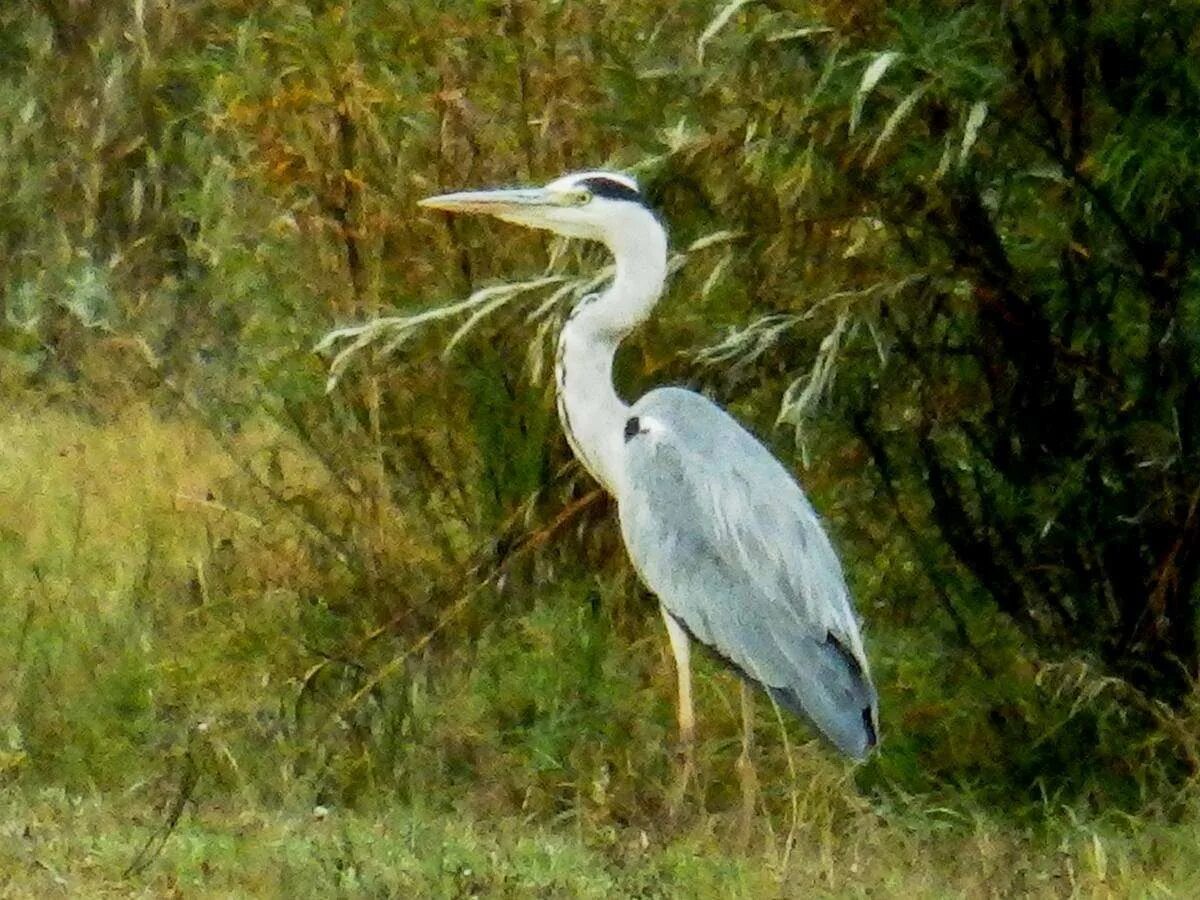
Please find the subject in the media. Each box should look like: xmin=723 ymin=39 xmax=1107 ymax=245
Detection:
xmin=1 ymin=407 xmax=1199 ymax=897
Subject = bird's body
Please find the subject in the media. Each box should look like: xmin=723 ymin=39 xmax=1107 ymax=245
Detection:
xmin=420 ymin=170 xmax=878 ymax=789
xmin=621 ymin=387 xmax=876 ymax=758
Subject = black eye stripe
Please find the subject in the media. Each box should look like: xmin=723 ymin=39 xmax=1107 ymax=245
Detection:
xmin=578 ymin=176 xmax=645 ymax=206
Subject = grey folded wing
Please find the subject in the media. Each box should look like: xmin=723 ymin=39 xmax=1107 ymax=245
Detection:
xmin=617 ymin=387 xmax=878 ymax=759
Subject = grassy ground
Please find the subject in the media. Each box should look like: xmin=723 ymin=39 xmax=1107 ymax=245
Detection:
xmin=2 ymin=784 xmax=1197 ymax=897
xmin=1 ymin=405 xmax=1199 ymax=898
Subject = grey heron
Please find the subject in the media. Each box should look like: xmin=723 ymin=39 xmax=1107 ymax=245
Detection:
xmin=420 ymin=171 xmax=878 ymax=824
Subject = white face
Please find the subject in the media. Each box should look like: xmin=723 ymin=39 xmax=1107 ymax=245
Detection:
xmin=419 ymin=171 xmax=654 ymax=246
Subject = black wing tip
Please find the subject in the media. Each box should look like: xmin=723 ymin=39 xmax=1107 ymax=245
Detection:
xmin=825 ymin=630 xmax=865 ymax=678
xmin=862 ymin=705 xmax=879 ymax=752
xmin=827 ymin=632 xmax=880 ymax=754
xmin=768 ymin=685 xmax=879 ymax=760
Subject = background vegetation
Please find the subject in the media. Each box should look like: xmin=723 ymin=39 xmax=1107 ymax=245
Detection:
xmin=2 ymin=0 xmax=1199 ymax=894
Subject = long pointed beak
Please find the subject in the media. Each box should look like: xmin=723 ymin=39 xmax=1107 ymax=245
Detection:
xmin=418 ymin=187 xmax=553 ymax=216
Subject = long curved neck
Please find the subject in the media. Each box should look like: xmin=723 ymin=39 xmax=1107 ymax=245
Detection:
xmin=555 ymin=217 xmax=668 ymax=496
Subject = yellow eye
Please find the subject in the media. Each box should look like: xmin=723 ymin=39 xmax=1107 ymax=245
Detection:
xmin=567 ymin=188 xmax=591 ymax=206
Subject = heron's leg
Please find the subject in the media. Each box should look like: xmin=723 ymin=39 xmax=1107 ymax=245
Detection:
xmin=661 ymin=608 xmax=695 ymax=818
xmin=735 ymin=681 xmax=758 ymax=847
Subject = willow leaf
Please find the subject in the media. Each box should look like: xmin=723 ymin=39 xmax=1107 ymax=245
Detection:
xmin=850 ymin=51 xmax=900 ymax=135
xmin=866 ymin=85 xmax=926 ymax=166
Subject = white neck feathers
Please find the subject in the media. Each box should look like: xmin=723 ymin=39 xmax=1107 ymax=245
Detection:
xmin=554 ymin=209 xmax=668 ymax=496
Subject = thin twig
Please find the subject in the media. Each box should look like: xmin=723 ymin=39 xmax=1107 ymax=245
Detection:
xmin=304 ymin=489 xmax=607 ymax=732
xmin=123 ymin=728 xmax=202 ymax=878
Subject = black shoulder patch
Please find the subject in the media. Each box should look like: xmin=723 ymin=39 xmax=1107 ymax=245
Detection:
xmin=623 ymin=416 xmax=641 ymax=443
xmin=579 ymin=176 xmax=645 ymax=206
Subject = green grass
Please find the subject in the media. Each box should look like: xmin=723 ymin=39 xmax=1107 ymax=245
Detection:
xmin=0 ymin=791 xmax=765 ymax=898
xmin=2 ymin=405 xmax=1200 ymax=897
xmin=3 ymin=784 xmax=1200 ymax=897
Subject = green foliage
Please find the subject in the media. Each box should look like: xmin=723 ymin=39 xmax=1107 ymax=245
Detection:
xmin=2 ymin=0 xmax=1200 ymax=890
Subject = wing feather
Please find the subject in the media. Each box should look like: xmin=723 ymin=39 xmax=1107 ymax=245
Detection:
xmin=618 ymin=387 xmax=878 ymax=758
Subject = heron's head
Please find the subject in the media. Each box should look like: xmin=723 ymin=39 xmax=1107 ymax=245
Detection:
xmin=419 ymin=171 xmax=658 ymax=247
